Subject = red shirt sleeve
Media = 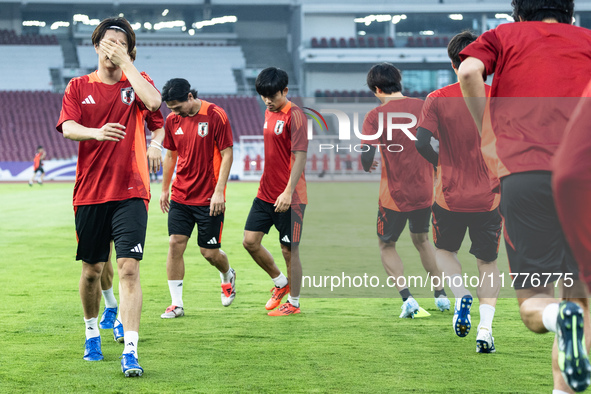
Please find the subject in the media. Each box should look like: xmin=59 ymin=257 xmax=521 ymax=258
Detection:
xmin=56 ymin=78 xmax=82 ymax=133
xmin=146 ymin=109 xmax=164 ymax=131
xmin=418 ymin=93 xmax=440 ymax=139
xmin=361 ymin=108 xmax=379 ymax=146
xmin=290 ymin=106 xmax=308 ymax=152
xmin=459 ymin=29 xmax=501 ymax=77
xmin=135 ymin=72 xmax=159 ymax=112
xmin=163 ymin=115 xmax=177 ymax=151
xmin=211 ymin=106 xmax=233 ymax=151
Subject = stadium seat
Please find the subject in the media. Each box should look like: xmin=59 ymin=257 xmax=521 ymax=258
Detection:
xmin=377 ymin=37 xmax=385 ymax=48
xmin=367 ymin=36 xmax=376 ymax=48
xmin=387 ymin=37 xmax=395 ymax=47
xmin=348 ymin=37 xmax=357 ymax=48
xmin=442 ymin=36 xmax=450 ymax=46
xmin=329 ymin=37 xmax=338 ymax=48
xmin=415 ymin=37 xmax=424 ymax=47
xmin=357 ymin=36 xmax=366 ymax=48
xmin=425 ymin=37 xmax=433 ymax=47
xmin=311 ymin=37 xmax=319 ymax=48
xmin=433 ymin=36 xmax=441 ymax=47
xmin=407 ymin=37 xmax=415 ymax=47
xmin=339 ymin=37 xmax=347 ymax=48
xmin=320 ymin=37 xmax=328 ymax=48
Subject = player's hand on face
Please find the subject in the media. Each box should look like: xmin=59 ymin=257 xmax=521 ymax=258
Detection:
xmin=99 ymin=39 xmax=130 ymax=66
xmin=209 ymin=191 xmax=225 ymax=216
xmin=160 ymin=190 xmax=170 ymax=213
xmin=369 ymin=160 xmax=379 ymax=173
xmin=147 ymin=147 xmax=162 ymax=173
xmin=274 ymin=191 xmax=291 ymax=213
xmin=95 ymin=123 xmax=126 ymax=141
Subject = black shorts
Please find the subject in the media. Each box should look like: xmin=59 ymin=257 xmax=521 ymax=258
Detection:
xmin=377 ymin=206 xmax=431 ymax=243
xmin=75 ymin=198 xmax=148 ymax=264
xmin=500 ymin=172 xmax=579 ymax=290
xmin=168 ymin=200 xmax=224 ymax=249
xmin=432 ymin=203 xmax=502 ymax=262
xmin=34 ymin=166 xmax=44 ymax=174
xmin=244 ymin=197 xmax=306 ymax=246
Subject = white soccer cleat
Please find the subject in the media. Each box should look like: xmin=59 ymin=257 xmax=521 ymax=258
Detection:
xmin=160 ymin=305 xmax=184 ymax=319
xmin=399 ymin=297 xmax=420 ymax=318
xmin=434 ymin=295 xmax=451 ymax=312
xmin=221 ymin=268 xmax=236 ymax=307
xmin=476 ymin=328 xmax=496 ymax=353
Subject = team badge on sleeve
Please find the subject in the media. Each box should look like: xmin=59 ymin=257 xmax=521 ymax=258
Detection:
xmin=121 ymin=87 xmax=135 ymax=105
xmin=198 ymin=122 xmax=209 ymax=137
xmin=274 ymin=120 xmax=285 ymax=135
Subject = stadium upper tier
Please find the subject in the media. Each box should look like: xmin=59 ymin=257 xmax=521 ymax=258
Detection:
xmin=0 ymin=91 xmax=262 ymax=161
xmin=0 ymin=45 xmax=63 ymax=90
xmin=77 ymin=44 xmax=246 ymax=95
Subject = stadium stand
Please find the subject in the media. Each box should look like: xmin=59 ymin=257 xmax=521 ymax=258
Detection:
xmin=309 ymin=35 xmax=448 ymax=48
xmin=0 ymin=29 xmax=58 ymax=45
xmin=0 ymin=91 xmax=262 ymax=161
xmin=76 ymin=44 xmax=246 ymax=95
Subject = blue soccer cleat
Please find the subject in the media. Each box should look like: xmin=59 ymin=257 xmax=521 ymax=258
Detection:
xmin=435 ymin=295 xmax=451 ymax=312
xmin=557 ymin=301 xmax=591 ymax=392
xmin=83 ymin=336 xmax=103 ymax=361
xmin=99 ymin=307 xmax=117 ymax=329
xmin=113 ymin=320 xmax=124 ymax=343
xmin=453 ymin=295 xmax=473 ymax=337
xmin=399 ymin=297 xmax=420 ymax=318
xmin=121 ymin=351 xmax=143 ymax=377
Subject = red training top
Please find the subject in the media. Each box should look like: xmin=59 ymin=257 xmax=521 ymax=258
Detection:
xmin=163 ymin=100 xmax=233 ymax=206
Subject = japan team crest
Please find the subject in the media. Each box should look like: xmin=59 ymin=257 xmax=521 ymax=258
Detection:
xmin=198 ymin=122 xmax=209 ymax=137
xmin=120 ymin=87 xmax=135 ymax=105
xmin=274 ymin=120 xmax=285 ymax=135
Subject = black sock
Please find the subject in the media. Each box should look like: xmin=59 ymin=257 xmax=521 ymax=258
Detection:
xmin=434 ymin=289 xmax=447 ymax=298
xmin=399 ymin=288 xmax=412 ymax=302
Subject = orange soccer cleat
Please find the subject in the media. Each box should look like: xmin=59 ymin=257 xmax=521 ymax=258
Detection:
xmin=268 ymin=302 xmax=301 ymax=316
xmin=265 ymin=284 xmax=290 ymax=310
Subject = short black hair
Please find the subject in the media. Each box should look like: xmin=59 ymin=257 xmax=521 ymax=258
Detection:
xmin=512 ymin=0 xmax=574 ymax=24
xmin=37 ymin=145 xmax=43 ymax=150
xmin=161 ymin=78 xmax=198 ymax=102
xmin=255 ymin=67 xmax=288 ymax=97
xmin=91 ymin=17 xmax=136 ymax=56
xmin=366 ymin=63 xmax=402 ymax=94
xmin=448 ymin=31 xmax=478 ymax=69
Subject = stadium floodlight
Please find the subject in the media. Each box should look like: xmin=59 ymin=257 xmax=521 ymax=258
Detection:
xmin=358 ymin=31 xmax=366 ymax=36
xmin=354 ymin=14 xmax=395 ymax=26
xmin=119 ymin=13 xmax=124 ymax=17
xmin=162 ymin=9 xmax=169 ymax=17
xmin=73 ymin=14 xmax=100 ymax=26
xmin=144 ymin=22 xmax=152 ymax=30
xmin=449 ymin=14 xmax=463 ymax=21
xmin=50 ymin=21 xmax=70 ymax=30
xmin=154 ymin=20 xmax=186 ymax=30
xmin=131 ymin=22 xmax=141 ymax=30
xmin=420 ymin=30 xmax=435 ymax=35
xmin=193 ymin=15 xmax=237 ymax=30
xmin=495 ymin=13 xmax=514 ymax=21
xmin=22 ymin=20 xmax=46 ymax=27
xmin=188 ymin=29 xmax=195 ymax=35
xmin=391 ymin=15 xmax=407 ymax=24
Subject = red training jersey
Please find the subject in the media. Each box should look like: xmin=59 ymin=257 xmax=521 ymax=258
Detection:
xmin=419 ymin=83 xmax=499 ymax=212
xmin=257 ymin=101 xmax=308 ymax=205
xmin=33 ymin=152 xmax=43 ymax=169
xmin=56 ymin=71 xmax=157 ymax=206
xmin=163 ymin=100 xmax=233 ymax=206
xmin=145 ymin=108 xmax=164 ymax=133
xmin=362 ymin=98 xmax=433 ymax=212
xmin=459 ymin=22 xmax=591 ymax=177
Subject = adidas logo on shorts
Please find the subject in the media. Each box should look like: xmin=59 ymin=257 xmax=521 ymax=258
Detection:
xmin=281 ymin=235 xmax=290 ymax=243
xmin=207 ymin=237 xmax=217 ymax=245
xmin=130 ymin=243 xmax=143 ymax=253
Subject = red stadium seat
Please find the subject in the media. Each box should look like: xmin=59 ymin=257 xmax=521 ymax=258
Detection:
xmin=348 ymin=37 xmax=357 ymax=48
xmin=320 ymin=37 xmax=328 ymax=48
xmin=358 ymin=36 xmax=366 ymax=48
xmin=377 ymin=37 xmax=385 ymax=48
xmin=367 ymin=36 xmax=376 ymax=48
xmin=329 ymin=37 xmax=338 ymax=48
xmin=339 ymin=37 xmax=347 ymax=48
xmin=311 ymin=37 xmax=319 ymax=48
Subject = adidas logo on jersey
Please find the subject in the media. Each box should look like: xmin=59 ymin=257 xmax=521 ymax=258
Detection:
xmin=130 ymin=244 xmax=143 ymax=253
xmin=281 ymin=235 xmax=290 ymax=243
xmin=175 ymin=127 xmax=184 ymax=135
xmin=81 ymin=95 xmax=96 ymax=104
xmin=207 ymin=237 xmax=217 ymax=245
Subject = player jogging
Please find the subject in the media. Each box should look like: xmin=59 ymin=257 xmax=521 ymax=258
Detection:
xmin=361 ymin=62 xmax=450 ymax=318
xmin=416 ymin=31 xmax=501 ymax=352
xmin=159 ymin=78 xmax=235 ymax=318
xmin=56 ymin=17 xmax=161 ymax=377
xmin=459 ymin=0 xmax=591 ymax=390
xmin=29 ymin=145 xmax=46 ymax=186
xmin=243 ymin=67 xmax=307 ymax=316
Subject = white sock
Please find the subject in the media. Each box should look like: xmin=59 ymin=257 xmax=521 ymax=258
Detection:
xmin=288 ymin=295 xmax=300 ymax=308
xmin=272 ymin=273 xmax=288 ymax=288
xmin=552 ymin=390 xmax=570 ymax=394
xmin=115 ymin=310 xmax=122 ymax=326
xmin=123 ymin=331 xmax=139 ymax=358
xmin=168 ymin=280 xmax=184 ymax=307
xmin=84 ymin=317 xmax=100 ymax=339
xmin=220 ymin=268 xmax=233 ymax=283
xmin=477 ymin=304 xmax=495 ymax=332
xmin=542 ymin=303 xmax=559 ymax=333
xmin=102 ymin=287 xmax=118 ymax=309
xmin=447 ymin=274 xmax=471 ymax=299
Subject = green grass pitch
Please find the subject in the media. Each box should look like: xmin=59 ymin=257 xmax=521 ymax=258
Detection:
xmin=0 ymin=181 xmax=555 ymax=392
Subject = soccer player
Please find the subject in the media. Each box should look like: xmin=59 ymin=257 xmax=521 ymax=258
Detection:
xmin=98 ymin=46 xmax=165 ymax=342
xmin=29 ymin=145 xmax=46 ymax=186
xmin=459 ymin=0 xmax=591 ymax=390
xmin=159 ymin=78 xmax=235 ymax=318
xmin=361 ymin=62 xmax=450 ymax=318
xmin=56 ymin=17 xmax=161 ymax=377
xmin=416 ymin=31 xmax=501 ymax=352
xmin=243 ymin=67 xmax=307 ymax=316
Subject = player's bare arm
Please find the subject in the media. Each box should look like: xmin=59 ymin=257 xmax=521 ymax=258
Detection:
xmin=160 ymin=149 xmax=178 ymax=213
xmin=210 ymin=147 xmax=233 ymax=217
xmin=147 ymin=127 xmax=165 ymax=173
xmin=458 ymin=57 xmax=487 ymax=135
xmin=275 ymin=150 xmax=306 ymax=213
xmin=62 ymin=120 xmax=126 ymax=142
xmin=100 ymin=39 xmax=161 ymax=112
